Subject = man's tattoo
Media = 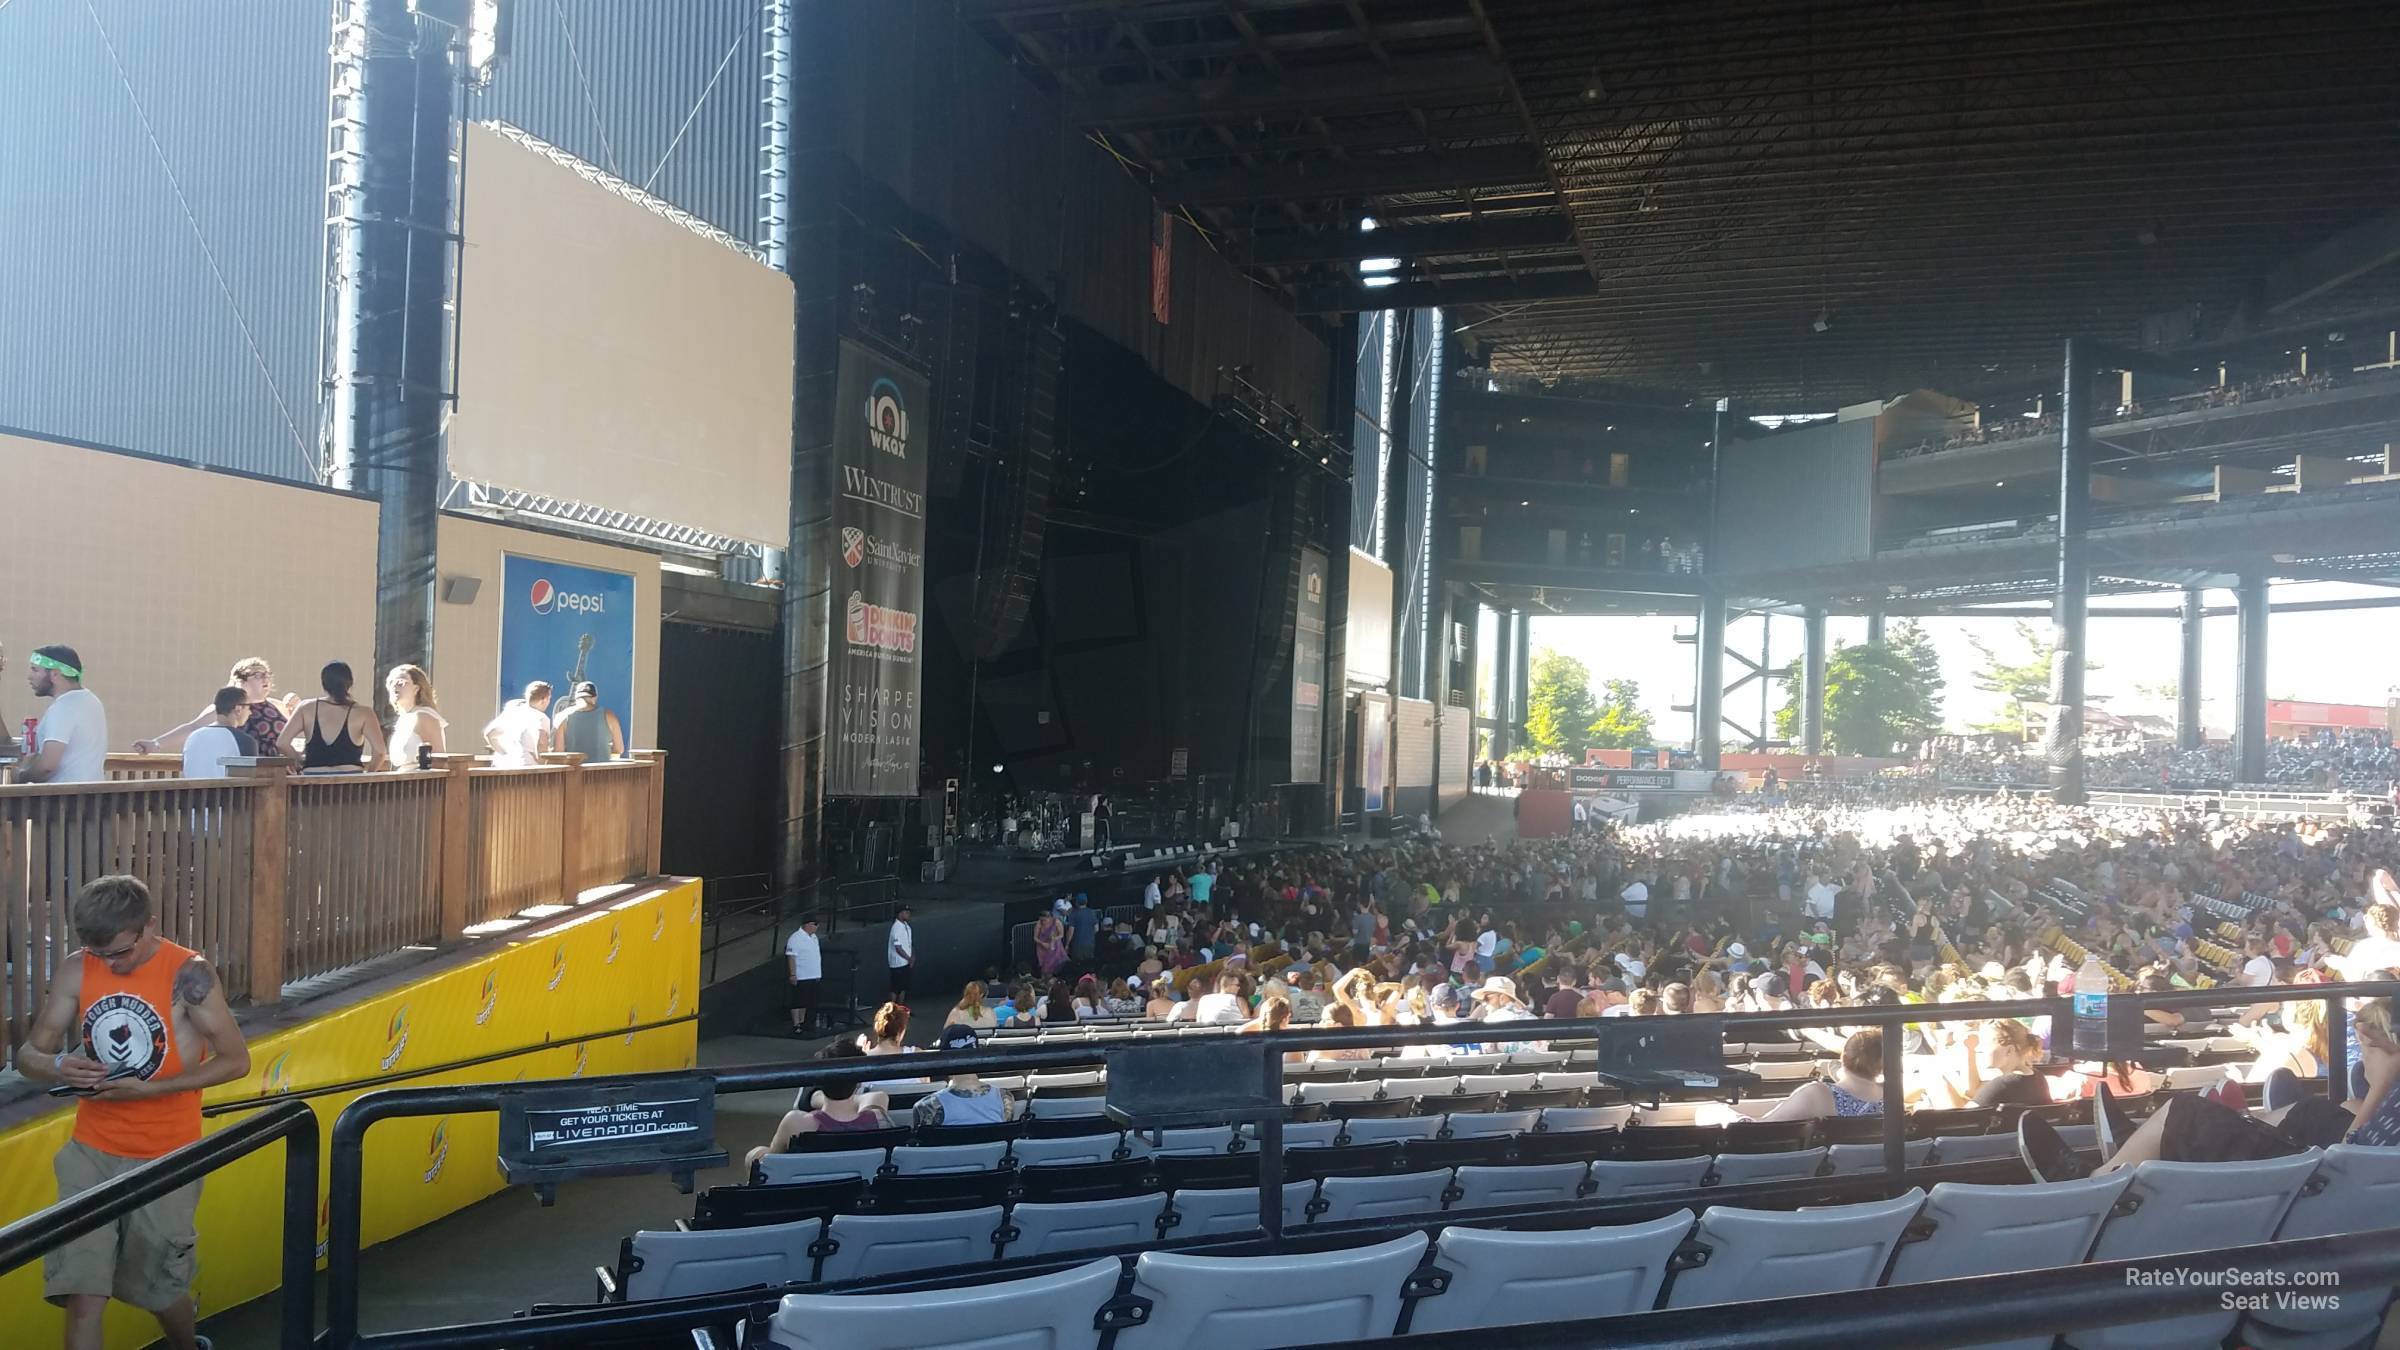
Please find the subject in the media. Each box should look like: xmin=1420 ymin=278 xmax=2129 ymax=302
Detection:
xmin=174 ymin=958 xmax=217 ymax=1006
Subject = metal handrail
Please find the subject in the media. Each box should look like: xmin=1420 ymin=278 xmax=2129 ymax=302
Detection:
xmin=314 ymin=978 xmax=2400 ymax=1349
xmin=0 ymin=1097 xmax=319 ymax=1350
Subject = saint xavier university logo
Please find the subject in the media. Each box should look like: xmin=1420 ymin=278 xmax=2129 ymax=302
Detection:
xmin=81 ymin=993 xmax=169 ymax=1080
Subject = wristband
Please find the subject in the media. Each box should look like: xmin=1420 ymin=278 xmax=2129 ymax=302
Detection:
xmin=53 ymin=1050 xmax=66 ymax=1075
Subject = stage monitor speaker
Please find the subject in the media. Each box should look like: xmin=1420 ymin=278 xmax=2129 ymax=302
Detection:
xmin=920 ymin=282 xmax=983 ymax=500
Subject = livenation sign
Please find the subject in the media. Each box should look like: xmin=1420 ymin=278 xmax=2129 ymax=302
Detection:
xmin=498 ymin=1075 xmax=726 ymax=1203
xmin=1569 ymin=767 xmax=1677 ymax=792
xmin=829 ymin=339 xmax=931 ymax=797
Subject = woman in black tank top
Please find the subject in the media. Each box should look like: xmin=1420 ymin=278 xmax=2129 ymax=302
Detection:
xmin=285 ymin=662 xmax=389 ymax=772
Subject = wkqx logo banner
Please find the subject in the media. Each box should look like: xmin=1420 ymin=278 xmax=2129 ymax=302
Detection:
xmin=500 ymin=554 xmax=637 ymax=743
xmin=830 ymin=340 xmax=928 ymax=797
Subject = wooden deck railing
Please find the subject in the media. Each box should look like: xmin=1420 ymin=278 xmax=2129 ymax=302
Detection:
xmin=1 ymin=751 xmax=664 ymax=1046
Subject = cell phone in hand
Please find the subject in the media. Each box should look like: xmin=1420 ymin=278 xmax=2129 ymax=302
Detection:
xmin=47 ymin=1063 xmax=142 ymax=1098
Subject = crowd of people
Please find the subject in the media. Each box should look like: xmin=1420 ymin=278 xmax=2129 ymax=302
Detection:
xmin=2 ymin=641 xmax=626 ymax=784
xmin=798 ymin=793 xmax=2400 ymax=1151
xmin=1931 ymin=732 xmax=2398 ymax=795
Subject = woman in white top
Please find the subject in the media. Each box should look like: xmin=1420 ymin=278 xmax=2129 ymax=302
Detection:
xmin=386 ymin=665 xmax=448 ymax=769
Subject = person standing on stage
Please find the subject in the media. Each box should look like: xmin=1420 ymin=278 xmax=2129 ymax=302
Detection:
xmin=887 ymin=904 xmax=916 ymax=1003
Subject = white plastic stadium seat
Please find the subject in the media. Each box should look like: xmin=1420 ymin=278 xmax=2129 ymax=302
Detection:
xmin=1537 ymin=1071 xmax=1601 ymax=1092
xmin=1460 ymin=1073 xmax=1540 ymax=1096
xmin=1585 ymin=1156 xmax=1712 ymax=1198
xmin=1409 ymin=1213 xmax=1695 ymax=1334
xmin=1664 ymin=1190 xmax=1924 ymax=1309
xmin=1823 ymin=1138 xmax=1934 ymax=1175
xmin=1244 ymin=1120 xmax=1342 ymax=1149
xmin=890 ymin=1141 xmax=1009 ymax=1175
xmin=1442 ymin=1053 xmax=1510 ymax=1071
xmin=1298 ymin=1080 xmax=1383 ymax=1106
xmin=1010 ymin=1132 xmax=1123 ymax=1169
xmin=765 ymin=1254 xmax=1119 ymax=1350
xmin=1924 ymin=1133 xmax=2019 ymax=1166
xmin=1339 ymin=1115 xmax=1444 ymax=1145
xmin=1165 ymin=1186 xmax=1312 ymax=1238
xmin=1633 ymin=1101 xmax=1708 ymax=1127
xmin=1883 ymin=1174 xmax=2135 ymax=1350
xmin=2064 ymin=1152 xmax=2322 ymax=1350
xmin=1709 ymin=1147 xmax=1829 ymax=1186
xmin=1127 ymin=1126 xmax=1237 ymax=1158
xmin=1026 ymin=1095 xmax=1112 ymax=1120
xmin=1744 ymin=1060 xmax=1820 ymax=1082
xmin=2244 ymin=1144 xmax=2400 ymax=1349
xmin=757 ymin=1148 xmax=887 ymax=1186
xmin=2163 ymin=1065 xmax=2230 ymax=1091
xmin=1027 ymin=1070 xmax=1104 ymax=1090
xmin=1112 ymin=1231 xmax=1430 ymax=1350
xmin=621 ymin=1218 xmax=818 ymax=1300
xmin=1442 ymin=1109 xmax=1539 ymax=1140
xmin=1506 ymin=1050 xmax=1569 ymax=1070
xmin=816 ymin=1207 xmax=1004 ymax=1283
xmin=1539 ymin=1105 xmax=1633 ymax=1133
xmin=1382 ymin=1075 xmax=1463 ymax=1101
xmin=1308 ymin=1170 xmax=1453 ymax=1224
xmin=1449 ymin=1162 xmax=1590 ymax=1211
xmin=1002 ymin=1193 xmax=1169 ymax=1258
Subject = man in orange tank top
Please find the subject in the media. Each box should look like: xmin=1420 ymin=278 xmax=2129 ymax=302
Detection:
xmin=17 ymin=875 xmax=250 ymax=1350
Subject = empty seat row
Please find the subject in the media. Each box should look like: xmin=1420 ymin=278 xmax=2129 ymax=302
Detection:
xmin=746 ymin=1144 xmax=2400 ymax=1350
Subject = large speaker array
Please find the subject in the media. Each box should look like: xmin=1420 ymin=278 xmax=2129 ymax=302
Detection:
xmin=972 ymin=311 xmax=1061 ymax=660
xmin=918 ymin=282 xmax=985 ymax=500
xmin=1249 ymin=466 xmax=1313 ymax=704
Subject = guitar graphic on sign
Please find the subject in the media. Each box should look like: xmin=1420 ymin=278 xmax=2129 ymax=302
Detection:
xmin=563 ymin=633 xmax=593 ymax=699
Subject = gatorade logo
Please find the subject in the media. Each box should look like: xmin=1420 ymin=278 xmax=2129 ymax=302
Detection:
xmin=529 ymin=578 xmax=605 ymax=616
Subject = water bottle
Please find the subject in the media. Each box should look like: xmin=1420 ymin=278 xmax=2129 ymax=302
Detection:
xmin=2072 ymin=953 xmax=2112 ymax=1057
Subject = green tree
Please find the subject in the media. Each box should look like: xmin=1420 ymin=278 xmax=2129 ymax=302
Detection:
xmin=1967 ymin=620 xmax=2097 ymax=737
xmin=1775 ymin=633 xmax=1944 ymax=754
xmin=1524 ymin=649 xmax=1600 ymax=756
xmin=1587 ymin=678 xmax=1657 ymax=749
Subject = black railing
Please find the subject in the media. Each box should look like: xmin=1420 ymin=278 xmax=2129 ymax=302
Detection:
xmin=314 ymin=979 xmax=2400 ymax=1349
xmin=0 ymin=1097 xmax=319 ymax=1350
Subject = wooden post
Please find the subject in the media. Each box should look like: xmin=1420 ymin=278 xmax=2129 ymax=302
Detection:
xmin=634 ymin=749 xmax=667 ymax=876
xmin=230 ymin=760 xmax=288 ymax=1006
xmin=544 ymin=753 xmax=586 ymax=903
xmin=435 ymin=754 xmax=475 ymax=943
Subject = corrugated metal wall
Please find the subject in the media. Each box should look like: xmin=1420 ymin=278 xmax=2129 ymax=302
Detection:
xmin=0 ymin=0 xmax=328 ymax=478
xmin=1716 ymin=418 xmax=1879 ymax=576
xmin=472 ymin=0 xmax=762 ymax=241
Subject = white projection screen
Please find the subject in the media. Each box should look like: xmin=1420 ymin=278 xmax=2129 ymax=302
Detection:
xmin=1346 ymin=547 xmax=1394 ymax=686
xmin=450 ymin=123 xmax=794 ymax=546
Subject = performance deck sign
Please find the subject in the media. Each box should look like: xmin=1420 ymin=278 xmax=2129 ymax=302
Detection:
xmin=499 ymin=1075 xmax=725 ymax=1202
xmin=499 ymin=554 xmax=637 ymax=742
xmin=829 ymin=340 xmax=930 ymax=797
xmin=1569 ymin=767 xmax=1677 ymax=792
xmin=1290 ymin=547 xmax=1328 ymax=783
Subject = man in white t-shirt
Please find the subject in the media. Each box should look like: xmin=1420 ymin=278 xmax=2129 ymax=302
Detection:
xmin=481 ymin=682 xmax=554 ymax=768
xmin=785 ymin=914 xmax=823 ymax=1035
xmin=21 ymin=645 xmax=107 ymax=784
xmin=1189 ymin=973 xmax=1248 ymax=1024
xmin=1804 ymin=873 xmax=1840 ymax=923
xmin=180 ymin=687 xmax=259 ymax=780
xmin=1619 ymin=877 xmax=1649 ymax=919
xmin=1142 ymin=875 xmax=1162 ymax=909
xmin=887 ymin=905 xmax=915 ymax=1001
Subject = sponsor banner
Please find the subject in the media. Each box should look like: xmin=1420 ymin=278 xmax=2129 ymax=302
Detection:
xmin=831 ymin=341 xmax=930 ymax=797
xmin=1359 ymin=691 xmax=1390 ymax=815
xmin=1290 ymin=546 xmax=1328 ymax=783
xmin=0 ymin=880 xmax=701 ymax=1345
xmin=500 ymin=554 xmax=638 ymax=743
xmin=1569 ymin=767 xmax=1678 ymax=792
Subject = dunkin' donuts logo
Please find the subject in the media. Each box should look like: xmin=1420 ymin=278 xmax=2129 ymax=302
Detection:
xmin=845 ymin=591 xmax=918 ymax=657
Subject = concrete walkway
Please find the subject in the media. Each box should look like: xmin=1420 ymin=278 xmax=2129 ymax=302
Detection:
xmin=1435 ymin=790 xmax=1522 ymax=846
xmin=200 ymin=1033 xmax=827 ymax=1349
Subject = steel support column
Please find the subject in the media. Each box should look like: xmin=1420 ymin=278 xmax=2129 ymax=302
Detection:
xmin=330 ymin=0 xmax=461 ymax=716
xmin=1490 ymin=607 xmax=1514 ymax=757
xmin=1865 ymin=607 xmax=1886 ymax=645
xmin=2178 ymin=587 xmax=2206 ymax=752
xmin=2236 ymin=573 xmax=2271 ymax=783
xmin=1511 ymin=610 xmax=1531 ymax=752
xmin=1696 ymin=593 xmax=1725 ymax=768
xmin=775 ymin=0 xmax=844 ymax=905
xmin=1800 ymin=608 xmax=1828 ymax=756
xmin=2046 ymin=338 xmax=2093 ymax=805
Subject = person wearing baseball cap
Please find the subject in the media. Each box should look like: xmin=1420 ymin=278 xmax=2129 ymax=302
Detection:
xmin=912 ymin=1024 xmax=1017 ymax=1128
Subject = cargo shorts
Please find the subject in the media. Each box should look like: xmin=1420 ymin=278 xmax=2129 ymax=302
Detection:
xmin=42 ymin=1138 xmax=202 ymax=1312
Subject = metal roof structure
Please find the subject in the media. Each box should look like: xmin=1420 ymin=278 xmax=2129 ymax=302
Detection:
xmin=969 ymin=0 xmax=2400 ymax=410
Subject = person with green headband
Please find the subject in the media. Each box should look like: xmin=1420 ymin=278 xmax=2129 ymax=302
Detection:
xmin=21 ymin=644 xmax=108 ymax=785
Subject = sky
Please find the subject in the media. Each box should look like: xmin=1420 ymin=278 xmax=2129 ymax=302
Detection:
xmin=1495 ymin=581 xmax=2400 ymax=746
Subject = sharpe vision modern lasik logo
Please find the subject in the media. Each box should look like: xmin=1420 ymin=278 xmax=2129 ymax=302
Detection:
xmin=529 ymin=577 xmax=605 ymax=616
xmin=865 ymin=376 xmax=909 ymax=458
